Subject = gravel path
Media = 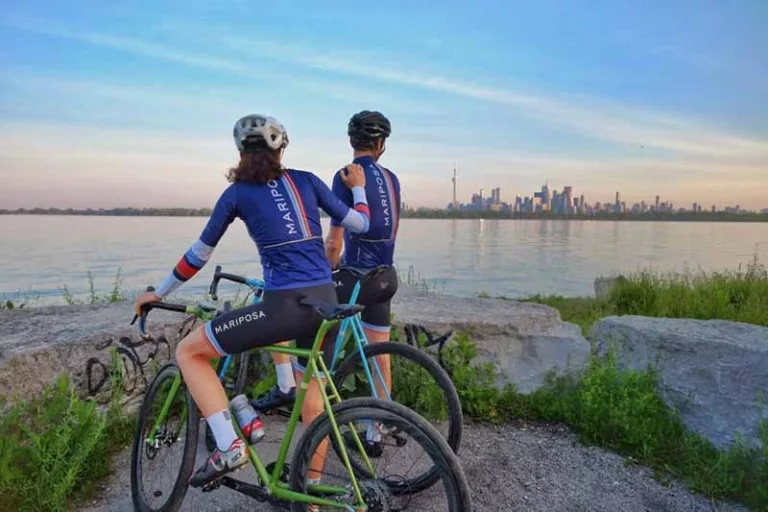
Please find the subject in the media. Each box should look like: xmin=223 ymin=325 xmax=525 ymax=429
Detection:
xmin=77 ymin=418 xmax=746 ymax=512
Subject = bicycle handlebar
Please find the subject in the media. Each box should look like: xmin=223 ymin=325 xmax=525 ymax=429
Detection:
xmin=209 ymin=265 xmax=263 ymax=301
xmin=130 ymin=286 xmax=200 ymax=340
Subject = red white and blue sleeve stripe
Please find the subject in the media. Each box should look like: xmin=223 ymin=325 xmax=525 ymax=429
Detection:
xmin=155 ymin=239 xmax=214 ymax=298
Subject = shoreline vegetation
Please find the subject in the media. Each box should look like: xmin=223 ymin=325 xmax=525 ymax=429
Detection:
xmin=2 ymin=207 xmax=768 ymax=222
xmin=1 ymin=262 xmax=767 ymax=510
xmin=521 ymin=256 xmax=768 ymax=332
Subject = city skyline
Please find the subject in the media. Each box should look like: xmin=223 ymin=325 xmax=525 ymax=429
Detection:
xmin=447 ymin=178 xmax=768 ymax=215
xmin=1 ymin=2 xmax=767 ymax=210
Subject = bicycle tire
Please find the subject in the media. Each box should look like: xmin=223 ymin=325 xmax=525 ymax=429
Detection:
xmin=288 ymin=397 xmax=472 ymax=512
xmin=332 ymin=341 xmax=463 ymax=470
xmin=131 ymin=363 xmax=199 ymax=512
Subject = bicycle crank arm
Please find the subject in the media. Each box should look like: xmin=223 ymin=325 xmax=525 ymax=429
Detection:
xmin=261 ymin=406 xmax=295 ymax=420
xmin=216 ymin=476 xmax=270 ymax=502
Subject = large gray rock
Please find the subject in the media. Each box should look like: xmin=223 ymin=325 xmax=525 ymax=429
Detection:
xmin=0 ymin=303 xmax=189 ymax=406
xmin=393 ymin=285 xmax=590 ymax=393
xmin=0 ymin=286 xmax=589 ymax=405
xmin=590 ymin=315 xmax=768 ymax=449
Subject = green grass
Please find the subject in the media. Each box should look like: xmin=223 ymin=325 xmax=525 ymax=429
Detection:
xmin=0 ymin=300 xmax=25 ymax=311
xmin=0 ymin=374 xmax=136 ymax=511
xmin=397 ymin=265 xmax=446 ymax=294
xmin=389 ymin=327 xmax=768 ymax=510
xmin=0 ymin=290 xmax=39 ymax=311
xmin=523 ymin=294 xmax=612 ymax=334
xmin=524 ymin=257 xmax=768 ymax=333
xmin=59 ymin=268 xmax=126 ymax=306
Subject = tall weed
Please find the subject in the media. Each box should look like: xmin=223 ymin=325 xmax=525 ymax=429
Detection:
xmin=0 ymin=372 xmax=135 ymax=511
xmin=610 ymin=257 xmax=768 ymax=326
xmin=58 ymin=268 xmax=126 ymax=306
xmin=526 ymin=256 xmax=768 ymax=332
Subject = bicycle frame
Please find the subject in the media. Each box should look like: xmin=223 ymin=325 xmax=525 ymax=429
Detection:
xmin=215 ymin=275 xmax=392 ymax=402
xmin=328 ymin=280 xmax=392 ymax=401
xmin=146 ymin=315 xmax=376 ymax=510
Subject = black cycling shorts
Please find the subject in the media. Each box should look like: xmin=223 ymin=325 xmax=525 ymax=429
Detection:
xmin=204 ymin=283 xmax=337 ymax=370
xmin=332 ymin=266 xmax=398 ymax=331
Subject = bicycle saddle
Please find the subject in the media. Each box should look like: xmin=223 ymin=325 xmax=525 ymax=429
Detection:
xmin=299 ymin=298 xmax=364 ymax=320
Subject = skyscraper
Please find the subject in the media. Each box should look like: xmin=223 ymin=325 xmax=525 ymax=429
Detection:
xmin=534 ymin=182 xmax=551 ymax=211
xmin=490 ymin=187 xmax=502 ymax=205
xmin=655 ymin=195 xmax=660 ymax=211
xmin=563 ymin=186 xmax=573 ymax=213
xmin=451 ymin=163 xmax=458 ymax=210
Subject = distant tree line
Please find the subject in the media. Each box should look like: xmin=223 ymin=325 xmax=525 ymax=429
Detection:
xmin=401 ymin=208 xmax=768 ymax=222
xmin=2 ymin=207 xmax=766 ymax=222
xmin=0 ymin=207 xmax=213 ymax=217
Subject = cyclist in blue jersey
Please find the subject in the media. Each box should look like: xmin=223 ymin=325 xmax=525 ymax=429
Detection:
xmin=133 ymin=114 xmax=370 ymax=488
xmin=254 ymin=112 xmax=400 ymax=437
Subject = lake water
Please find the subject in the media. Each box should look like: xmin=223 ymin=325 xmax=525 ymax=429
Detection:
xmin=1 ymin=216 xmax=766 ymax=303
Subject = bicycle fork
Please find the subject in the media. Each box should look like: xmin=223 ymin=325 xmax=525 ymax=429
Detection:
xmin=146 ymin=373 xmax=186 ymax=447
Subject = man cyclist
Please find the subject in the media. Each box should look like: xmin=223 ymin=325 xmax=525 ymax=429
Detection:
xmin=134 ymin=114 xmax=370 ymax=487
xmin=254 ymin=111 xmax=400 ymax=453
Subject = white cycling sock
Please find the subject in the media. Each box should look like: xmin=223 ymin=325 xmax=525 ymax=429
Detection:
xmin=366 ymin=422 xmax=381 ymax=443
xmin=206 ymin=409 xmax=239 ymax=452
xmin=276 ymin=363 xmax=296 ymax=393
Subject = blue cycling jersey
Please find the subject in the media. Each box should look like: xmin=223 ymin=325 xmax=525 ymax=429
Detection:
xmin=155 ymin=169 xmax=369 ymax=296
xmin=330 ymin=155 xmax=400 ymax=269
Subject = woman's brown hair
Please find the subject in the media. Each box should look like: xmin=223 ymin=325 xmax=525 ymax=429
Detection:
xmin=226 ymin=141 xmax=283 ymax=185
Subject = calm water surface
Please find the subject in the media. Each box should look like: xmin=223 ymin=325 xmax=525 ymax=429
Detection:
xmin=1 ymin=216 xmax=766 ymax=303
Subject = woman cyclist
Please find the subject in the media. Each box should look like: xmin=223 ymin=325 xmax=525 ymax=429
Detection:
xmin=133 ymin=114 xmax=370 ymax=487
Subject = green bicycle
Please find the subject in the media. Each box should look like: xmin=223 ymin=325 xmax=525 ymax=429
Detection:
xmin=129 ymin=298 xmax=472 ymax=512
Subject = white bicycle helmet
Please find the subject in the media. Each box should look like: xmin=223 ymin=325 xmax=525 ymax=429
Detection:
xmin=232 ymin=114 xmax=289 ymax=152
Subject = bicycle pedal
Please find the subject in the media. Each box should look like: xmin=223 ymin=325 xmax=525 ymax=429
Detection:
xmin=199 ymin=464 xmax=246 ymax=493
xmin=201 ymin=478 xmax=223 ymax=493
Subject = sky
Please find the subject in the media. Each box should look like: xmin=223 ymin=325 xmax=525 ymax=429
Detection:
xmin=0 ymin=0 xmax=766 ymax=210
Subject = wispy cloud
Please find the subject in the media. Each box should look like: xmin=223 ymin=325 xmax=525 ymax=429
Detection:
xmin=7 ymin=17 xmax=767 ymax=161
xmin=222 ymin=36 xmax=768 ymax=159
xmin=0 ymin=19 xmax=433 ymax=112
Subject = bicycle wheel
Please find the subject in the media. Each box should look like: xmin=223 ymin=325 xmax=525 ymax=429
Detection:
xmin=289 ymin=397 xmax=472 ymax=512
xmin=204 ymin=352 xmax=251 ymax=452
xmin=131 ymin=363 xmax=199 ymax=512
xmin=332 ymin=341 xmax=463 ymax=489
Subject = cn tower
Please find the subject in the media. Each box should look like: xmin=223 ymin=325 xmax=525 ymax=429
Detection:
xmin=452 ymin=162 xmax=458 ymax=210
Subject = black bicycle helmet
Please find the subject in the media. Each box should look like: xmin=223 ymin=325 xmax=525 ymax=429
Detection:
xmin=348 ymin=110 xmax=391 ymax=140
